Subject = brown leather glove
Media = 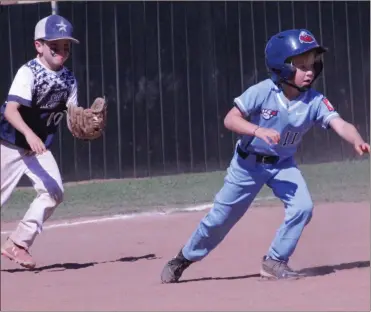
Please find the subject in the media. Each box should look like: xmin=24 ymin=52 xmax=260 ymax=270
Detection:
xmin=67 ymin=97 xmax=107 ymax=140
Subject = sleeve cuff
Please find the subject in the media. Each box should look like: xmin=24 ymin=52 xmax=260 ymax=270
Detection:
xmin=233 ymin=97 xmax=247 ymax=116
xmin=7 ymin=95 xmax=32 ymax=107
xmin=322 ymin=112 xmax=340 ymax=129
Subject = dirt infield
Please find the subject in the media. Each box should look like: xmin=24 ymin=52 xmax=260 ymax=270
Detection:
xmin=1 ymin=202 xmax=370 ymax=311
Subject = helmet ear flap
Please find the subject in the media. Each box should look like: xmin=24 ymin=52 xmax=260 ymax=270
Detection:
xmin=271 ymin=64 xmax=296 ymax=81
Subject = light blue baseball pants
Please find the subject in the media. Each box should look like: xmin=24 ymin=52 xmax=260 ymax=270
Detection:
xmin=182 ymin=147 xmax=313 ymax=263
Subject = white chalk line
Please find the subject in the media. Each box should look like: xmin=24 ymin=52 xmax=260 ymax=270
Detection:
xmin=1 ymin=196 xmax=276 ymax=235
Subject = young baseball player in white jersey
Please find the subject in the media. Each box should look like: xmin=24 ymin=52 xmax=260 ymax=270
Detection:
xmin=0 ymin=14 xmax=80 ymax=269
xmin=161 ymin=29 xmax=370 ymax=282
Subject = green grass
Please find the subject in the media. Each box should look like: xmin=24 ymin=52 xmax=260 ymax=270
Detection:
xmin=1 ymin=159 xmax=369 ymax=222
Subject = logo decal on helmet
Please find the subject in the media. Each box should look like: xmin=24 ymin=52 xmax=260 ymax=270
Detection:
xmin=299 ymin=31 xmax=315 ymax=44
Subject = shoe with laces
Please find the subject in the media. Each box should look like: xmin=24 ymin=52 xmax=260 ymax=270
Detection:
xmin=1 ymin=238 xmax=36 ymax=269
xmin=260 ymin=256 xmax=305 ymax=280
xmin=161 ymin=250 xmax=193 ymax=283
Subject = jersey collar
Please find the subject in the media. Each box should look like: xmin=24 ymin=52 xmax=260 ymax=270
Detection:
xmin=273 ymin=84 xmax=309 ymax=112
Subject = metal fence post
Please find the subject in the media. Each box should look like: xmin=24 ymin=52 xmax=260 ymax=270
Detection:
xmin=51 ymin=0 xmax=58 ymax=14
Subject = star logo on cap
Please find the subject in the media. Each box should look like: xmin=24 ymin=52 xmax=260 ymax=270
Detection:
xmin=56 ymin=20 xmax=67 ymax=33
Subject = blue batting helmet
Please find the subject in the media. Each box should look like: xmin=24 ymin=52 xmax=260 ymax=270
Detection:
xmin=265 ymin=29 xmax=327 ymax=84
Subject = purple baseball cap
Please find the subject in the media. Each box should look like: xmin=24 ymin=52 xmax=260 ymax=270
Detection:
xmin=34 ymin=14 xmax=79 ymax=43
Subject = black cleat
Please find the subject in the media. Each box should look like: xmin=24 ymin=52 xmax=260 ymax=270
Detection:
xmin=161 ymin=250 xmax=193 ymax=283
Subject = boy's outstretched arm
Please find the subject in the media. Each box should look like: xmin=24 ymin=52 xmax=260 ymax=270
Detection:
xmin=329 ymin=117 xmax=370 ymax=156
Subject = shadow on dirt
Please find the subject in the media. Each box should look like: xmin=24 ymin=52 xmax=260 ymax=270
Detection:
xmin=178 ymin=260 xmax=370 ymax=283
xmin=298 ymin=260 xmax=370 ymax=277
xmin=1 ymin=253 xmax=158 ymax=273
xmin=178 ymin=273 xmax=261 ymax=283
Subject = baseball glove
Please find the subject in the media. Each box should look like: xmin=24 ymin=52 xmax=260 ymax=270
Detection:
xmin=67 ymin=97 xmax=107 ymax=140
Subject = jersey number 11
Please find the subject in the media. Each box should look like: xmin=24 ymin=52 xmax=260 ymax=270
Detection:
xmin=281 ymin=131 xmax=300 ymax=146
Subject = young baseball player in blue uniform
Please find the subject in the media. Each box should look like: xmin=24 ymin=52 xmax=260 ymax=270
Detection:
xmin=0 ymin=14 xmax=79 ymax=269
xmin=161 ymin=29 xmax=370 ymax=282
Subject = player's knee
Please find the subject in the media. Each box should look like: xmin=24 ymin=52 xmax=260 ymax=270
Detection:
xmin=53 ymin=187 xmax=64 ymax=205
xmin=298 ymin=200 xmax=314 ymax=224
xmin=199 ymin=203 xmax=239 ymax=238
xmin=44 ymin=185 xmax=64 ymax=206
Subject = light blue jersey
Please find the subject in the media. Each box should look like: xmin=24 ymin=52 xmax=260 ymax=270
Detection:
xmin=233 ymin=79 xmax=339 ymax=159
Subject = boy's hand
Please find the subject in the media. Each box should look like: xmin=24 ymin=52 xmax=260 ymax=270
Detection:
xmin=254 ymin=127 xmax=280 ymax=145
xmin=354 ymin=141 xmax=370 ymax=156
xmin=25 ymin=131 xmax=47 ymax=155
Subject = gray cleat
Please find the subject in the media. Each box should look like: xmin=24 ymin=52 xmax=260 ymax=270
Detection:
xmin=260 ymin=256 xmax=305 ymax=280
xmin=161 ymin=250 xmax=193 ymax=283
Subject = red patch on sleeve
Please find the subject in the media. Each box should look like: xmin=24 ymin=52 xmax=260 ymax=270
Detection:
xmin=322 ymin=97 xmax=334 ymax=111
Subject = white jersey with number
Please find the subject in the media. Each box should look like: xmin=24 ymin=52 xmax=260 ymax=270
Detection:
xmin=0 ymin=57 xmax=78 ymax=149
